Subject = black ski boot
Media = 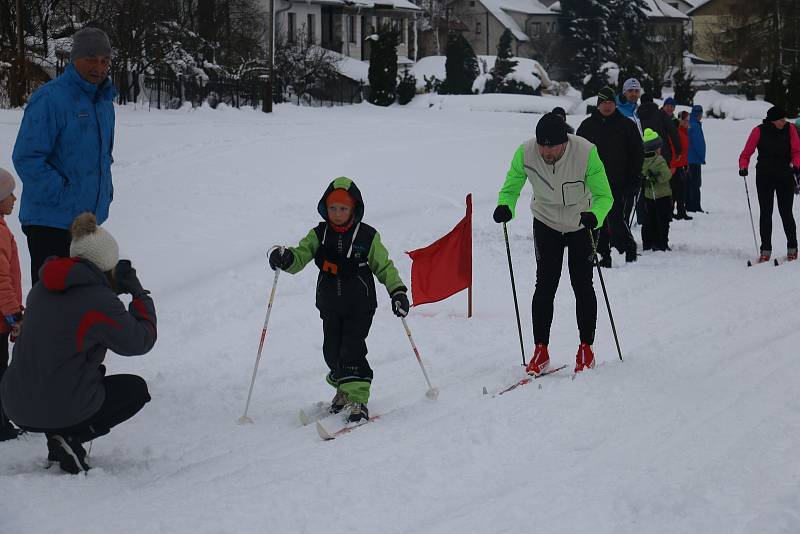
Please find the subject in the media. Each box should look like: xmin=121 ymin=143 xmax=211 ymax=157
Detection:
xmin=47 ymin=434 xmax=90 ymax=475
xmin=348 ymin=403 xmax=369 ymax=423
xmin=329 ymin=390 xmax=348 ymax=414
xmin=625 ymin=245 xmax=638 ymax=263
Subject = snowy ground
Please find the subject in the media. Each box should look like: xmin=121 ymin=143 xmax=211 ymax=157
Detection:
xmin=0 ymin=103 xmax=798 ymax=534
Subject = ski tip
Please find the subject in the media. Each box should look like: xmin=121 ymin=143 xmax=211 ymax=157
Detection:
xmin=299 ymin=410 xmax=310 ymax=426
xmin=315 ymin=421 xmax=335 ymax=441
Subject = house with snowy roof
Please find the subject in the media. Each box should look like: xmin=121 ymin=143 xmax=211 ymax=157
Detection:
xmin=270 ymin=0 xmax=421 ymax=63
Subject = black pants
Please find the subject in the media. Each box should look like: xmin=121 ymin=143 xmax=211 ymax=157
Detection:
xmin=0 ymin=333 xmax=11 ymax=432
xmin=756 ymin=173 xmax=797 ymax=251
xmin=321 ymin=311 xmax=374 ymax=384
xmin=22 ymin=225 xmax=71 ymax=284
xmin=532 ymin=219 xmax=596 ymax=345
xmin=686 ymin=164 xmax=703 ymax=212
xmin=598 ymin=188 xmax=636 ymax=258
xmin=21 ymin=374 xmax=151 ymax=443
xmin=671 ymin=167 xmax=688 ymax=216
xmin=642 ymin=196 xmax=672 ymax=251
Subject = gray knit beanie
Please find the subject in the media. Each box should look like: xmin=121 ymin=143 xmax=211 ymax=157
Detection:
xmin=70 ymin=27 xmax=112 ymax=61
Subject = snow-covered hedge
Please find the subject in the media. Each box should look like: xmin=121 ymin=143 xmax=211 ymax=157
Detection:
xmin=693 ymin=90 xmax=772 ymax=120
xmin=411 ymin=55 xmax=552 ymax=93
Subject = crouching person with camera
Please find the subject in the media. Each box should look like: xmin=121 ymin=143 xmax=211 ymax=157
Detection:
xmin=0 ymin=213 xmax=157 ymax=474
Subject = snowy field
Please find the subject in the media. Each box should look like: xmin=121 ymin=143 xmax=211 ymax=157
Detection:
xmin=1 ymin=102 xmax=798 ymax=534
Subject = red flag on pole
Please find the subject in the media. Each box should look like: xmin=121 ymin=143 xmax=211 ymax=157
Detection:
xmin=407 ymin=194 xmax=472 ymax=312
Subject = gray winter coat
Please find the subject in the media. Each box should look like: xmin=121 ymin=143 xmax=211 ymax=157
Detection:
xmin=0 ymin=257 xmax=157 ymax=429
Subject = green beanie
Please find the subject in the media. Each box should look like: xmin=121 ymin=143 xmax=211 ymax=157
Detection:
xmin=643 ymin=128 xmax=662 ymax=152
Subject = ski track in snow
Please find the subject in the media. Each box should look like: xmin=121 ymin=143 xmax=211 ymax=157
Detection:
xmin=1 ymin=104 xmax=798 ymax=534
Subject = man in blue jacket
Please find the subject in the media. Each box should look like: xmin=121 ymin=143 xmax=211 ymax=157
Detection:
xmin=12 ymin=27 xmax=115 ymax=283
xmin=686 ymin=104 xmax=707 ymax=212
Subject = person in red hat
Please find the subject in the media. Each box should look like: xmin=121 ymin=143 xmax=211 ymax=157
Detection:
xmin=268 ymin=177 xmax=408 ymax=423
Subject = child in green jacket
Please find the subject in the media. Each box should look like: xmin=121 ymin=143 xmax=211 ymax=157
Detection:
xmin=269 ymin=177 xmax=409 ymax=422
xmin=641 ymin=128 xmax=674 ymax=251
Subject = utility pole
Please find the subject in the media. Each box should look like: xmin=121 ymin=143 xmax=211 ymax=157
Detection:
xmin=262 ymin=0 xmax=274 ymax=113
xmin=14 ymin=0 xmax=25 ymax=107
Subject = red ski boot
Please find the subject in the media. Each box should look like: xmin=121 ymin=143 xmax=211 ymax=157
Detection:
xmin=574 ymin=343 xmax=595 ymax=373
xmin=788 ymin=248 xmax=798 ymax=261
xmin=758 ymin=250 xmax=772 ymax=263
xmin=525 ymin=343 xmax=550 ymax=376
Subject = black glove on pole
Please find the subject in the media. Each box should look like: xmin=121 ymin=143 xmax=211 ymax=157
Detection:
xmin=588 ymin=230 xmax=623 ymax=361
xmin=391 ymin=291 xmax=410 ymax=317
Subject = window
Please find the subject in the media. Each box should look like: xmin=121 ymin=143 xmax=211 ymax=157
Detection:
xmin=349 ymin=15 xmax=356 ymax=43
xmin=530 ymin=22 xmax=541 ymax=35
xmin=288 ymin=12 xmax=296 ymax=44
xmin=307 ymin=14 xmax=316 ymax=43
xmin=476 ymin=21 xmax=481 ymax=34
xmin=469 ymin=0 xmax=475 ymax=5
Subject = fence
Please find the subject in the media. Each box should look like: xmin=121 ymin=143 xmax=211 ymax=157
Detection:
xmin=112 ymin=71 xmax=363 ymax=110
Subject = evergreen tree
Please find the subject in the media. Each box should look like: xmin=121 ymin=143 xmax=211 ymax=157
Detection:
xmin=672 ymin=58 xmax=695 ymax=105
xmin=441 ymin=32 xmax=478 ymax=94
xmin=368 ymin=26 xmax=399 ymax=106
xmin=558 ymin=0 xmax=612 ymax=93
xmin=485 ymin=29 xmax=517 ymax=94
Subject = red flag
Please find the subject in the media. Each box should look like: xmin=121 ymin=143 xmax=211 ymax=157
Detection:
xmin=407 ymin=194 xmax=472 ymax=307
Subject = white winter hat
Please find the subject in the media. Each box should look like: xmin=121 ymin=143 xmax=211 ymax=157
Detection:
xmin=69 ymin=213 xmax=119 ymax=272
xmin=623 ymin=78 xmax=642 ymax=93
xmin=0 ymin=167 xmax=16 ymax=201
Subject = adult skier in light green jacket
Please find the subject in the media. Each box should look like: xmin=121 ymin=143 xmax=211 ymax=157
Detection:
xmin=493 ymin=113 xmax=613 ymax=376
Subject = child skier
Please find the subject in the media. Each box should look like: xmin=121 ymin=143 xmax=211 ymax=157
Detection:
xmin=0 ymin=168 xmax=23 ymax=442
xmin=641 ymin=129 xmax=674 ymax=251
xmin=268 ymin=177 xmax=409 ymax=423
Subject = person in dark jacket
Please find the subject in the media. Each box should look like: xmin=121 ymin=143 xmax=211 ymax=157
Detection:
xmin=577 ymin=86 xmax=644 ymax=266
xmin=0 ymin=213 xmax=156 ymax=474
xmin=268 ymin=177 xmax=408 ymax=423
xmin=12 ymin=27 xmax=115 ymax=284
xmin=637 ymin=93 xmax=682 ymax=171
xmin=739 ymin=106 xmax=800 ymax=262
xmin=686 ymin=104 xmax=707 ymax=212
xmin=551 ymin=106 xmax=574 ymax=134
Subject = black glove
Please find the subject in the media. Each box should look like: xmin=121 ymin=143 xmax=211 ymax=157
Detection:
xmin=493 ymin=205 xmax=512 ymax=223
xmin=579 ymin=211 xmax=598 ymax=229
xmin=114 ymin=260 xmax=148 ymax=297
xmin=268 ymin=247 xmax=294 ymax=271
xmin=739 ymin=168 xmax=748 ymax=177
xmin=390 ymin=290 xmax=410 ymax=317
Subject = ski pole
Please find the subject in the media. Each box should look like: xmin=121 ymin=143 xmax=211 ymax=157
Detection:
xmin=742 ymin=175 xmax=759 ymax=258
xmin=400 ymin=316 xmax=439 ymax=400
xmin=237 ymin=248 xmax=283 ymax=424
xmin=588 ymin=230 xmax=623 ymax=361
xmin=627 ymin=188 xmax=642 ymax=229
xmin=502 ymin=222 xmax=527 ymax=366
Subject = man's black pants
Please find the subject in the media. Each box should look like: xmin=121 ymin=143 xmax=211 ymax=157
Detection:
xmin=532 ymin=219 xmax=597 ymax=346
xmin=22 ymin=225 xmax=72 ymax=284
xmin=756 ymin=173 xmax=797 ymax=251
xmin=598 ymin=187 xmax=636 ymax=258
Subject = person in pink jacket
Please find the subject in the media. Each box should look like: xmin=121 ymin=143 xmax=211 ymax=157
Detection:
xmin=739 ymin=106 xmax=800 ymax=262
xmin=0 ymin=168 xmax=23 ymax=441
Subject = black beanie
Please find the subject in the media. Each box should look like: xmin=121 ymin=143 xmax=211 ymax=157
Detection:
xmin=597 ymin=86 xmax=615 ymax=103
xmin=536 ymin=113 xmax=568 ymax=146
xmin=551 ymin=106 xmax=567 ymax=120
xmin=766 ymin=106 xmax=786 ymax=122
xmin=640 ymin=93 xmax=654 ymax=105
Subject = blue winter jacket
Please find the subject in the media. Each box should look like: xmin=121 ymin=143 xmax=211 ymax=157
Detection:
xmin=12 ymin=63 xmax=116 ymax=229
xmin=615 ymin=95 xmax=642 ymax=135
xmin=687 ymin=115 xmax=706 ymax=165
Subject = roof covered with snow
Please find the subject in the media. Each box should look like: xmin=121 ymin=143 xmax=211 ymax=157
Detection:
xmin=642 ymin=0 xmax=689 ymax=19
xmin=290 ymin=0 xmax=421 ymax=10
xmin=477 ymin=0 xmax=557 ymax=41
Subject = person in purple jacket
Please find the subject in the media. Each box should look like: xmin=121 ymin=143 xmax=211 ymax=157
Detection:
xmin=0 ymin=213 xmax=156 ymax=474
